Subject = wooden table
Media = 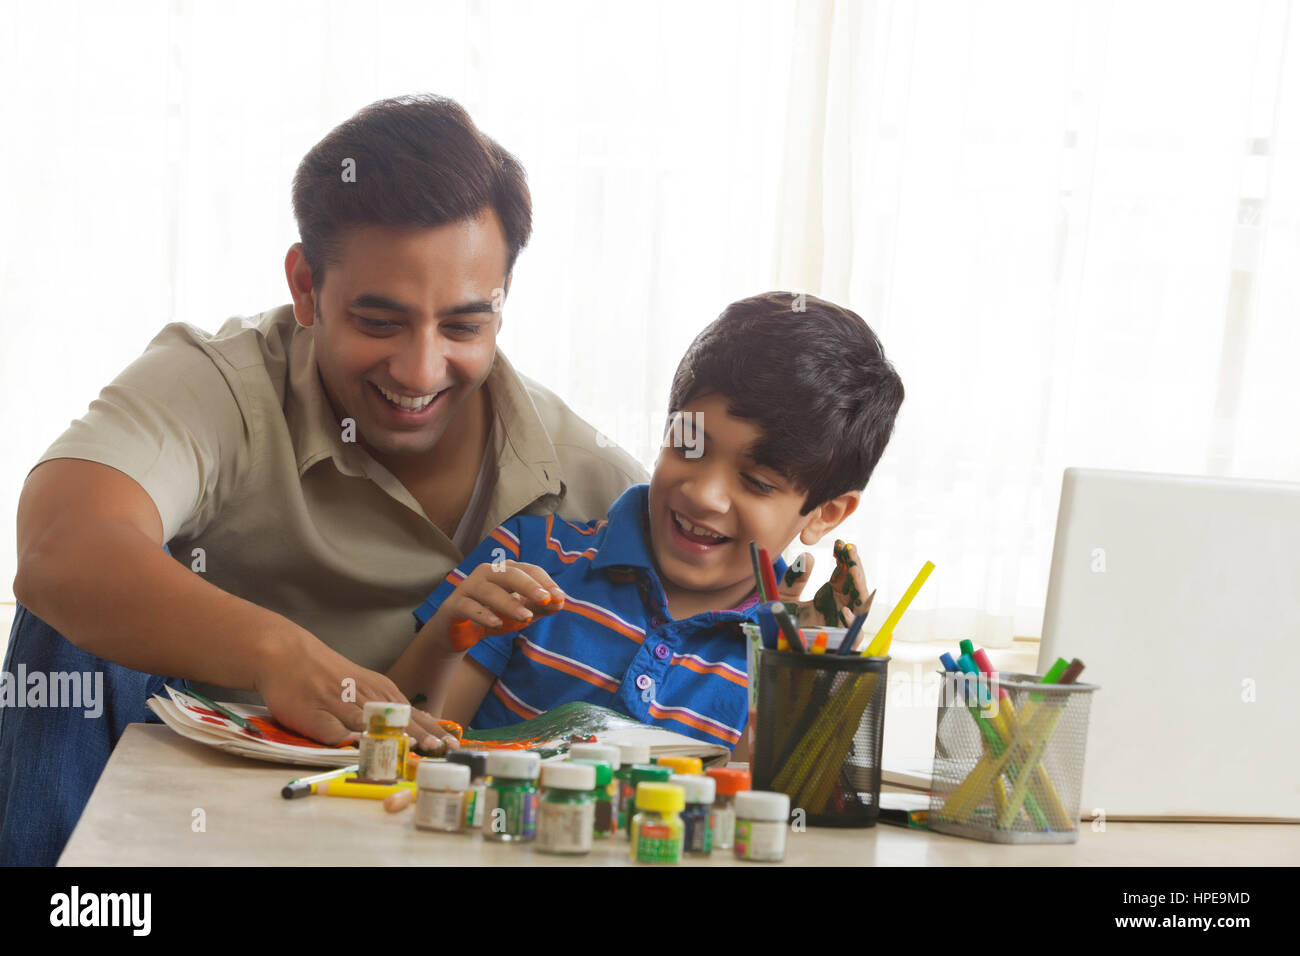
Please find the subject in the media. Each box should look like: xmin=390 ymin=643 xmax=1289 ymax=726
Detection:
xmin=58 ymin=724 xmax=1300 ymax=866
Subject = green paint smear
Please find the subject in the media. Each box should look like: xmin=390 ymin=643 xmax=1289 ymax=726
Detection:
xmin=812 ymin=582 xmax=839 ymax=626
xmin=461 ymin=702 xmax=648 ymax=758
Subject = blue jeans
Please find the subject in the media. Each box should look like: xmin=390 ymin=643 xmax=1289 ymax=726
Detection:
xmin=0 ymin=604 xmax=184 ymax=866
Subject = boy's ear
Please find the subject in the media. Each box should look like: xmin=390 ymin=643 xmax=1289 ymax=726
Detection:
xmin=799 ymin=491 xmax=861 ymax=546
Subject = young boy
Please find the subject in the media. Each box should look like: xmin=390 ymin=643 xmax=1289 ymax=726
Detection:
xmin=387 ymin=291 xmax=905 ymax=757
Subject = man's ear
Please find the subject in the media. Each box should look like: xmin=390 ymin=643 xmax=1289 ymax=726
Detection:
xmin=799 ymin=491 xmax=862 ymax=546
xmin=285 ymin=244 xmax=318 ymax=328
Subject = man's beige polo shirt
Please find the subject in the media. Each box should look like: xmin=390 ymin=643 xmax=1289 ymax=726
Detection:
xmin=37 ymin=305 xmax=648 ymax=702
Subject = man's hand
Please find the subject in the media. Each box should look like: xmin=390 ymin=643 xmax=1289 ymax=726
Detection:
xmin=253 ymin=628 xmax=458 ymax=753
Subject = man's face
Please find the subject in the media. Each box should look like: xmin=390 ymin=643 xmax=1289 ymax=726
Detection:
xmin=648 ymin=393 xmax=812 ymax=601
xmin=305 ymin=212 xmax=509 ymax=459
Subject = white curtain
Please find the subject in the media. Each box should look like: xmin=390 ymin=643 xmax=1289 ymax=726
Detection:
xmin=3 ymin=1 xmax=1298 ymax=649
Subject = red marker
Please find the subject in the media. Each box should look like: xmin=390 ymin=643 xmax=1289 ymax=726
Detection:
xmin=758 ymin=547 xmax=781 ymax=602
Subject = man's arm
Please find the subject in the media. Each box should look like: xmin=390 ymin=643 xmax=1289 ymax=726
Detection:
xmin=13 ymin=459 xmax=454 ymax=749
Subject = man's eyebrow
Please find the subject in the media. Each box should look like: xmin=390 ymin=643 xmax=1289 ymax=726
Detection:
xmin=347 ymin=295 xmax=498 ymax=317
xmin=440 ymin=300 xmax=497 ymax=317
xmin=349 ymin=293 xmax=412 ymax=314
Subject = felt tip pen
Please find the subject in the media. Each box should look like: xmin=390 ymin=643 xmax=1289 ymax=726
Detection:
xmin=281 ymin=764 xmax=360 ymax=799
xmin=836 ymin=589 xmax=877 ymax=656
xmin=316 ymin=778 xmax=418 ymax=800
xmin=758 ymin=546 xmax=781 ymax=602
xmin=770 ymin=603 xmax=807 ymax=653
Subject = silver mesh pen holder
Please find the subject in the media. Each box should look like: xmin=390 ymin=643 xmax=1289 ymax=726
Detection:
xmin=928 ymin=671 xmax=1099 ymax=844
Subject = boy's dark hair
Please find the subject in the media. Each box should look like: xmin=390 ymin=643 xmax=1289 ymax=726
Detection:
xmin=667 ymin=292 xmax=904 ymax=514
xmin=291 ymin=94 xmax=531 ymax=293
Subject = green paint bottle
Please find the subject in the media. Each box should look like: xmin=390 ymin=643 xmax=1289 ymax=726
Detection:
xmin=631 ymin=782 xmax=685 ymax=864
xmin=482 ymin=751 xmax=540 ymax=843
xmin=613 ymin=743 xmax=651 ymax=835
xmin=623 ymin=764 xmax=671 ymax=838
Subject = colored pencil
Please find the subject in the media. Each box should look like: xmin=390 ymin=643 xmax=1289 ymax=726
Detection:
xmin=749 ymin=541 xmax=769 ymax=601
xmin=862 ymin=561 xmax=934 ymax=657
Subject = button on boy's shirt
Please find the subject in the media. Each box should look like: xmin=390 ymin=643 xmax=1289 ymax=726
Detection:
xmin=413 ymin=484 xmax=785 ymax=749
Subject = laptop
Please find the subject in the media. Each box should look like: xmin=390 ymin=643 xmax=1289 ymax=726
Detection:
xmin=1037 ymin=467 xmax=1300 ymax=821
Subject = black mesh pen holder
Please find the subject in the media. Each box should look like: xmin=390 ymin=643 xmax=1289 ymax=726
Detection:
xmin=751 ymin=650 xmax=889 ymax=827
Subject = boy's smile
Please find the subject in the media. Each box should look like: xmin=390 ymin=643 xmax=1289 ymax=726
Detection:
xmin=648 ymin=394 xmax=817 ymax=617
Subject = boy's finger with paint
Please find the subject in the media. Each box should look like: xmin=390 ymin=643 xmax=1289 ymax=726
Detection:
xmin=439 ymin=560 xmax=566 ymax=631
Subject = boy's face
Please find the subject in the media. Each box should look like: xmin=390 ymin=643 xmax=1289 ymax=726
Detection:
xmin=287 ymin=213 xmax=509 ymax=459
xmin=648 ymin=393 xmax=817 ymax=603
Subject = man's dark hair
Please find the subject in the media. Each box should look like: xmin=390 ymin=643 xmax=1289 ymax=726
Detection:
xmin=292 ymin=93 xmax=531 ymax=292
xmin=667 ymin=292 xmax=905 ymax=514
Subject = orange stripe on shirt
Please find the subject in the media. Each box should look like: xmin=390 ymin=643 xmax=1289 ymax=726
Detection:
xmin=559 ymin=516 xmax=607 ymax=537
xmin=561 ymin=602 xmax=646 ymax=644
xmin=488 ymin=528 xmax=520 ymax=559
xmin=671 ymin=655 xmax=748 ymax=688
xmin=491 ymin=680 xmax=541 ymax=721
xmin=516 ymin=638 xmax=620 ymax=693
xmin=648 ymin=701 xmax=742 ymax=745
xmin=544 ymin=514 xmax=600 ymax=564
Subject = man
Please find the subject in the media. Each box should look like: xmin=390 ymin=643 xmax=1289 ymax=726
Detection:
xmin=2 ymin=94 xmax=646 ymax=864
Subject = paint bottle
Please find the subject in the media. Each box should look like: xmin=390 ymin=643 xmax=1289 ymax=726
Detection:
xmin=670 ymin=773 xmax=716 ymax=855
xmin=570 ymin=759 xmax=616 ymax=838
xmin=569 ymin=743 xmax=618 ymax=832
xmin=623 ymin=764 xmax=672 ymax=838
xmin=447 ymin=749 xmax=489 ymax=829
xmin=705 ymin=767 xmax=751 ymax=851
xmin=357 ymin=702 xmax=410 ymax=783
xmin=538 ymin=761 xmax=596 ymax=856
xmin=631 ymin=782 xmax=686 ymax=864
xmin=657 ymin=756 xmax=703 ymax=776
xmin=613 ymin=743 xmax=651 ymax=834
xmin=568 ymin=742 xmax=621 ymax=767
xmin=482 ymin=751 xmax=540 ymax=842
xmin=733 ymin=790 xmax=790 ymax=862
xmin=414 ymin=761 xmax=470 ymax=833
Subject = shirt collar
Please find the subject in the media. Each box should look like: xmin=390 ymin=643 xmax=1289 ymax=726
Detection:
xmin=285 ymin=315 xmax=369 ymax=479
xmin=591 ymin=484 xmax=657 ymax=571
xmin=283 ymin=311 xmax=563 ymax=501
xmin=483 ymin=349 xmax=564 ymax=499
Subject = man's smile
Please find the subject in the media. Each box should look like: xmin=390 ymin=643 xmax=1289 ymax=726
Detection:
xmin=373 ymin=381 xmax=448 ymax=411
xmin=367 ymin=381 xmax=453 ymax=423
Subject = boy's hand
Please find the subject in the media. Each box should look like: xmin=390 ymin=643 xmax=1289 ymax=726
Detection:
xmin=778 ymin=540 xmax=873 ymax=628
xmin=432 ymin=560 xmax=565 ymax=647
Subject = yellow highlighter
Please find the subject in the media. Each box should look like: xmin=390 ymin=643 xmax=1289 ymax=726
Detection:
xmin=862 ymin=561 xmax=935 ymax=657
xmin=316 ymin=777 xmax=417 ymax=800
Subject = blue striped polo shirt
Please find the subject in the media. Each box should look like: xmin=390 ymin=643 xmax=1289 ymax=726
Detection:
xmin=413 ymin=484 xmax=784 ymax=750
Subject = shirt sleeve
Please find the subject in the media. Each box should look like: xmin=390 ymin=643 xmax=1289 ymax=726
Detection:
xmin=32 ymin=322 xmax=251 ymax=544
xmin=412 ymin=514 xmax=532 ymax=676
